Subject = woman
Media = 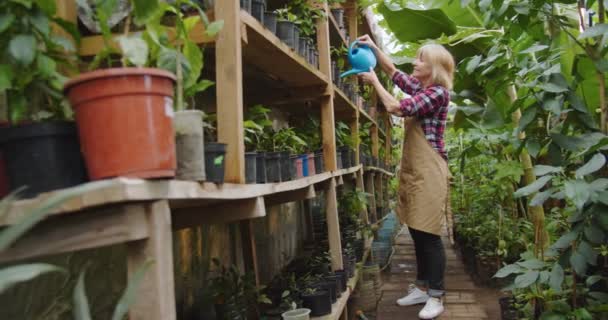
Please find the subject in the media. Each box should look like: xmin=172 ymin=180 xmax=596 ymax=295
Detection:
xmin=357 ymin=35 xmax=454 ymax=320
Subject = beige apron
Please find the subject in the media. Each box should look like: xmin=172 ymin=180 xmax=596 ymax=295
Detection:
xmin=397 ymin=117 xmax=450 ymax=236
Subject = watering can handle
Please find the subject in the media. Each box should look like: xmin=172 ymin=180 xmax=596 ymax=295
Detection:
xmin=349 ymin=40 xmax=359 ymax=57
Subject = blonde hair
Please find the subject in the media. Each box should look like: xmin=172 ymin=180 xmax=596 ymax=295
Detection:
xmin=417 ymin=44 xmax=455 ymax=90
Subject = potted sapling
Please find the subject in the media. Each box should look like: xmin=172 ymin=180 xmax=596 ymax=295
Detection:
xmin=202 ymin=113 xmax=226 ymax=183
xmin=244 ymin=104 xmax=272 ymax=183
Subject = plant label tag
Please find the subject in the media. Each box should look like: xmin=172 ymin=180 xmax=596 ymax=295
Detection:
xmin=164 ymin=97 xmax=174 ymax=118
xmin=214 ymin=155 xmax=224 ymax=166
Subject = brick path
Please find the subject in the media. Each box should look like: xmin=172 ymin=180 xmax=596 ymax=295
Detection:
xmin=375 ymin=228 xmax=492 ymax=320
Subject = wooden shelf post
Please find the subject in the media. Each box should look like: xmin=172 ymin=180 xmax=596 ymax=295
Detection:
xmin=127 ymin=200 xmax=176 ymax=320
xmin=325 ymin=177 xmax=344 ymax=270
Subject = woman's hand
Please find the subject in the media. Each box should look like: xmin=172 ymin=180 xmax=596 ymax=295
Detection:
xmin=358 ymin=67 xmax=379 ymax=85
xmin=357 ymin=35 xmax=377 ymax=50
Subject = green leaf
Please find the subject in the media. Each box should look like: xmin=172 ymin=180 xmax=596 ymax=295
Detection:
xmin=34 ymin=0 xmax=56 ymax=15
xmin=549 ymin=263 xmax=564 ymax=292
xmin=588 ymin=291 xmax=608 ymax=302
xmin=183 ymin=40 xmax=203 ymax=89
xmin=552 ymin=231 xmax=578 ymax=250
xmin=517 ymin=258 xmax=545 ymax=270
xmin=9 ymin=34 xmax=37 ymax=66
xmin=36 ymin=54 xmax=56 ymax=77
xmin=185 ymin=79 xmax=214 ymax=98
xmin=117 ymin=34 xmax=149 ymax=67
xmin=494 ymin=264 xmax=523 ymax=278
xmin=520 ymin=44 xmax=549 ymax=54
xmin=378 ymin=3 xmax=457 ymax=43
xmin=10 ymin=0 xmax=32 ymax=8
xmin=530 ymin=190 xmax=553 ymax=207
xmin=539 ymin=311 xmax=567 ymax=320
xmin=518 ymin=107 xmax=536 ymax=133
xmin=575 ymin=153 xmax=606 ymax=178
xmin=111 ymin=260 xmax=154 ymax=320
xmin=0 ymin=13 xmax=15 ymax=33
xmin=131 ymin=0 xmax=159 ymax=25
xmin=533 ymin=165 xmax=562 ymax=176
xmin=570 ymin=250 xmax=588 ymax=275
xmin=514 ymin=175 xmax=553 ymax=198
xmin=598 ymin=191 xmax=608 ymax=206
xmin=466 ymin=55 xmax=481 ymax=74
xmin=30 ymin=10 xmax=50 ymax=36
xmin=514 ymin=270 xmax=539 ymax=288
xmin=564 ymin=180 xmax=591 ymax=211
xmin=584 ymin=225 xmax=605 ymax=244
xmin=572 ymin=308 xmax=593 ymax=320
xmin=157 ymin=48 xmax=190 ymax=80
xmin=542 ymin=97 xmax=561 ymax=114
xmin=577 ymin=241 xmax=597 ymax=266
xmin=0 ymin=264 xmax=65 ymax=294
xmin=586 ymin=275 xmax=602 ymax=286
xmin=73 ymin=270 xmax=92 ymax=320
xmin=205 ymin=20 xmax=224 ymax=37
xmin=0 ymin=64 xmax=13 ymax=91
xmin=540 ymin=82 xmax=569 ymax=93
xmin=579 ymin=23 xmax=608 ymax=39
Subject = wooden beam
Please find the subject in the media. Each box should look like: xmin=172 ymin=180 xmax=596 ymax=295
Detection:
xmin=265 ymin=185 xmax=316 ymax=206
xmin=0 ymin=204 xmax=149 ymax=263
xmin=356 ymin=169 xmax=369 ymax=224
xmin=371 ymin=124 xmax=379 ymax=158
xmin=364 ymin=172 xmax=377 ymax=223
xmin=350 ymin=115 xmax=360 ymax=166
xmin=325 ymin=178 xmax=344 ymax=270
xmin=240 ymin=220 xmax=260 ymax=286
xmin=172 ymin=197 xmax=266 ymax=228
xmin=385 ymin=114 xmax=392 ymax=164
xmin=249 ymin=85 xmax=328 ymax=106
xmin=216 ymin=0 xmax=245 ymax=183
xmin=127 ymin=200 xmax=176 ymax=320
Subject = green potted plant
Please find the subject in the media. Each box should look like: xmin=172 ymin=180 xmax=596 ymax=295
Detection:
xmin=274 ymin=127 xmax=306 ymax=181
xmin=294 ymin=115 xmax=322 ymax=175
xmin=244 ymin=104 xmax=272 ymax=183
xmin=275 ymin=8 xmax=297 ymax=50
xmin=335 ymin=121 xmax=354 ymax=169
xmin=0 ymin=1 xmax=87 ymax=198
xmin=64 ymin=0 xmax=179 ymax=181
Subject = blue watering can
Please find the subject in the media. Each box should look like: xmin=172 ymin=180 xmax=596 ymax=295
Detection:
xmin=340 ymin=40 xmax=377 ymax=78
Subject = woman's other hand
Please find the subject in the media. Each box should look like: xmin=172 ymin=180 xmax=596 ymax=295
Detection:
xmin=357 ymin=35 xmax=377 ymax=50
xmin=358 ymin=67 xmax=379 ymax=85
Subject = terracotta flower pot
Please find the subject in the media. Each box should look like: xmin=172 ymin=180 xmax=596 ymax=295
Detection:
xmin=64 ymin=68 xmax=177 ymax=180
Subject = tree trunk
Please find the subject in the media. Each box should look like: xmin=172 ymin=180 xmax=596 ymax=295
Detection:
xmin=507 ymin=86 xmax=548 ymax=257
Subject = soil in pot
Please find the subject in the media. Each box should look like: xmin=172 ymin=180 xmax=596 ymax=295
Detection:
xmin=204 ymin=142 xmax=227 ymax=183
xmin=265 ymin=151 xmax=282 ymax=182
xmin=245 ymin=151 xmax=257 ymax=184
xmin=0 ymin=122 xmax=88 ymax=198
xmin=301 ymin=290 xmax=331 ymax=317
xmin=264 ymin=11 xmax=277 ymax=33
xmin=64 ymin=68 xmax=177 ymax=180
xmin=277 ymin=21 xmax=296 ymax=49
xmin=174 ymin=110 xmax=205 ymax=181
xmin=251 ymin=0 xmax=265 ymax=22
xmin=256 ymin=151 xmax=267 ymax=183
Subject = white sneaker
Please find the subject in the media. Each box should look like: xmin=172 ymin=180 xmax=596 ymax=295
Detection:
xmin=396 ymin=284 xmax=429 ymax=306
xmin=418 ymin=297 xmax=444 ymax=319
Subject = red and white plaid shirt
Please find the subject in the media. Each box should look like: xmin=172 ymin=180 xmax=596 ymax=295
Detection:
xmin=392 ymin=70 xmax=449 ymax=160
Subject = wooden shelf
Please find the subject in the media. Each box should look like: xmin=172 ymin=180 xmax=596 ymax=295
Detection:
xmin=3 ymin=165 xmax=363 ymax=227
xmin=364 ymin=166 xmax=394 ymax=177
xmin=333 ymin=85 xmax=357 ymax=119
xmin=241 ymin=11 xmax=328 ymax=87
xmin=328 ymin=13 xmax=348 ymax=48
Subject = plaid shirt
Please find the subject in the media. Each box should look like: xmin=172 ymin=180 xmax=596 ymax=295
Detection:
xmin=392 ymin=71 xmax=449 ymax=160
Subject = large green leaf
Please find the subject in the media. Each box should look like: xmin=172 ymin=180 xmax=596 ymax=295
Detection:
xmin=419 ymin=0 xmax=483 ymax=27
xmin=378 ymin=3 xmax=457 ymax=42
xmin=73 ymin=270 xmax=92 ymax=320
xmin=0 ymin=264 xmax=65 ymax=294
xmin=8 ymin=34 xmax=36 ymax=66
xmin=494 ymin=263 xmax=523 ymax=278
xmin=183 ymin=40 xmax=203 ymax=90
xmin=34 ymin=0 xmax=56 ymax=15
xmin=514 ymin=270 xmax=539 ymax=288
xmin=575 ymin=153 xmax=606 ymax=178
xmin=549 ymin=263 xmax=564 ymax=292
xmin=533 ymin=165 xmax=563 ymax=176
xmin=564 ymin=180 xmax=591 ymax=211
xmin=570 ymin=249 xmax=588 ymax=275
xmin=117 ymin=34 xmax=149 ymax=67
xmin=131 ymin=0 xmax=159 ymax=26
xmin=0 ymin=13 xmax=15 ymax=33
xmin=514 ymin=175 xmax=553 ymax=198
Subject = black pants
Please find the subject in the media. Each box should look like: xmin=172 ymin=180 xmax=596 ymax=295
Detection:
xmin=409 ymin=227 xmax=445 ymax=297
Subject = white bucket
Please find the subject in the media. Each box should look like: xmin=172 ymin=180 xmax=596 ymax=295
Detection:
xmin=281 ymin=308 xmax=312 ymax=320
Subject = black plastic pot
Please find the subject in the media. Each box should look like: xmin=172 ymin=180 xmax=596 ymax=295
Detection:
xmin=251 ymin=0 xmax=265 ymax=22
xmin=331 ymin=8 xmax=344 ymax=27
xmin=334 ymin=270 xmax=348 ymax=291
xmin=256 ymin=151 xmax=267 ymax=183
xmin=336 ymin=150 xmax=343 ymax=169
xmin=339 ymin=146 xmax=351 ymax=168
xmin=308 ymin=45 xmax=315 ymax=65
xmin=204 ymin=142 xmax=227 ymax=183
xmin=293 ymin=26 xmax=300 ymax=52
xmin=301 ymin=290 xmax=331 ymax=317
xmin=240 ymin=0 xmax=251 ymax=13
xmin=280 ymin=151 xmax=291 ymax=181
xmin=265 ymin=151 xmax=281 ymax=182
xmin=499 ymin=297 xmax=518 ymax=320
xmin=313 ymin=281 xmax=336 ymax=303
xmin=263 ymin=11 xmax=277 ymax=34
xmin=277 ymin=21 xmax=296 ymax=49
xmin=298 ymin=37 xmax=308 ymax=57
xmin=314 ymin=152 xmax=324 ymax=173
xmin=325 ymin=275 xmax=345 ymax=295
xmin=245 ymin=151 xmax=257 ymax=184
xmin=0 ymin=122 xmax=87 ymax=198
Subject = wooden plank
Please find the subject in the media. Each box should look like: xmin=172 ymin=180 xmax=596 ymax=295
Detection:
xmin=356 ymin=169 xmax=369 ymax=224
xmin=172 ymin=197 xmax=266 ymax=228
xmin=375 ymin=172 xmax=383 ymax=211
xmin=385 ymin=114 xmax=392 ymax=164
xmin=216 ymin=0 xmax=245 ymax=183
xmin=350 ymin=115 xmax=360 ymax=166
xmin=347 ymin=1 xmax=358 ymax=42
xmin=371 ymin=124 xmax=379 ymax=158
xmin=240 ymin=220 xmax=260 ymax=286
xmin=0 ymin=204 xmax=148 ymax=263
xmin=127 ymin=200 xmax=176 ymax=320
xmin=265 ymin=185 xmax=316 ymax=206
xmin=250 ymin=85 xmax=329 ymax=106
xmin=325 ymin=178 xmax=344 ymax=270
xmin=364 ymin=172 xmax=377 ymax=222
xmin=241 ymin=12 xmax=328 ymax=87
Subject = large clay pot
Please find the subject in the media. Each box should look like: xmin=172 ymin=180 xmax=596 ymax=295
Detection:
xmin=64 ymin=68 xmax=177 ymax=180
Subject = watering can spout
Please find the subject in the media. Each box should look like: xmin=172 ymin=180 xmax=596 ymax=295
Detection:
xmin=340 ymin=40 xmax=377 ymax=78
